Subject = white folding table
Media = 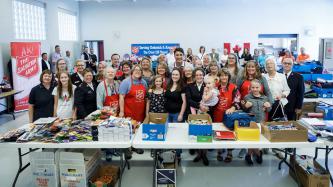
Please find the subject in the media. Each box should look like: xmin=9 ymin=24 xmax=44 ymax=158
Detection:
xmin=132 ymin=123 xmax=325 ymax=187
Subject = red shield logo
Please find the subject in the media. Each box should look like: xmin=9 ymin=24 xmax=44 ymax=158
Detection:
xmin=131 ymin=46 xmax=139 ymax=54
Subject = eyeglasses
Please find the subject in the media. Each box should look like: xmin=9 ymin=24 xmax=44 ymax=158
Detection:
xmin=283 ymin=62 xmax=292 ymax=65
xmin=77 ymin=65 xmax=85 ymax=67
xmin=228 ymin=57 xmax=235 ymax=59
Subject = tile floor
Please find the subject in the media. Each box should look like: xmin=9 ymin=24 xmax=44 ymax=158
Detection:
xmin=0 ymin=112 xmax=332 ymax=187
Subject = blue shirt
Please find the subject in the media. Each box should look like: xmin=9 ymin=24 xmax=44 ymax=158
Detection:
xmin=258 ymin=55 xmax=267 ymax=68
xmin=119 ymin=77 xmax=148 ymax=95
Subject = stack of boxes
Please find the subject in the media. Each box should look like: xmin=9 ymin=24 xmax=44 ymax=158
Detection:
xmin=97 ymin=117 xmax=132 ymax=142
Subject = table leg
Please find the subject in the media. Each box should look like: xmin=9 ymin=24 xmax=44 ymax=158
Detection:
xmin=314 ymin=147 xmax=319 ymax=160
xmin=324 ymin=146 xmax=333 ymax=186
xmin=6 ymin=96 xmax=15 ymax=120
xmin=152 ymin=150 xmax=157 ymax=187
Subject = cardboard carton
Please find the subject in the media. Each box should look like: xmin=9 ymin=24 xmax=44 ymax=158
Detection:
xmin=142 ymin=113 xmax=169 ymax=141
xmin=261 ymin=121 xmax=307 ymax=142
xmin=235 ymin=121 xmax=260 ymax=141
xmin=290 ymin=158 xmax=330 ymax=187
xmin=188 ymin=114 xmax=212 ymax=136
xmin=89 ymin=164 xmax=120 ymax=187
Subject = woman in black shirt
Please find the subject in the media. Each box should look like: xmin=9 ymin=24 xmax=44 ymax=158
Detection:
xmin=28 ymin=70 xmax=55 ymax=122
xmin=74 ymin=69 xmax=97 ymax=119
xmin=165 ymin=67 xmax=186 ymax=122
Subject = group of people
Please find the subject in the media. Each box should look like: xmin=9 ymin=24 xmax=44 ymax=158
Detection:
xmin=29 ymin=45 xmax=306 ymax=166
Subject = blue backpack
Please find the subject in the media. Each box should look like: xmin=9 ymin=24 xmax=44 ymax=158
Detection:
xmin=223 ymin=111 xmax=256 ymax=130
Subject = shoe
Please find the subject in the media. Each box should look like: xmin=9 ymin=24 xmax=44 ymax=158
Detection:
xmin=125 ymin=149 xmax=132 ymax=160
xmin=193 ymin=155 xmax=201 ymax=162
xmin=133 ymin=148 xmax=144 ymax=154
xmin=202 ymin=154 xmax=209 ymax=166
xmin=255 ymin=151 xmax=263 ymax=164
xmin=245 ymin=154 xmax=253 ymax=166
xmin=238 ymin=149 xmax=246 ymax=158
xmin=224 ymin=154 xmax=233 ymax=163
xmin=189 ymin=149 xmax=195 ymax=155
xmin=177 ymin=156 xmax=181 ymax=165
xmin=105 ymin=152 xmax=112 ymax=162
xmin=217 ymin=154 xmax=223 ymax=162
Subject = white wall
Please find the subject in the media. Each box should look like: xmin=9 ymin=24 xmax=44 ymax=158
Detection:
xmin=79 ymin=0 xmax=333 ymax=60
xmin=0 ymin=0 xmax=80 ymax=111
xmin=0 ymin=0 xmax=81 ymax=77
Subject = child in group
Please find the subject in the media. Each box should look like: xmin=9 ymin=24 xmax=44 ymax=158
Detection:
xmin=146 ymin=75 xmax=166 ymax=115
xmin=243 ymin=79 xmax=271 ymax=165
xmin=191 ymin=76 xmax=219 ymax=114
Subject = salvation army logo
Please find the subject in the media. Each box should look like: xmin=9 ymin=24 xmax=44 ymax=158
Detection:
xmin=135 ymin=90 xmax=144 ymax=102
xmin=131 ymin=46 xmax=139 ymax=54
xmin=16 ymin=56 xmax=39 ymax=78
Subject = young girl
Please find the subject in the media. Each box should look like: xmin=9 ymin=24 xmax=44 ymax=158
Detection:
xmin=190 ymin=76 xmax=219 ymax=114
xmin=53 ymin=72 xmax=76 ymax=120
xmin=243 ymin=79 xmax=271 ymax=165
xmin=146 ymin=75 xmax=166 ymax=115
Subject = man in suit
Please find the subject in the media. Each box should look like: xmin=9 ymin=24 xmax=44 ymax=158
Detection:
xmin=209 ymin=48 xmax=219 ymax=64
xmin=81 ymin=46 xmax=94 ymax=72
xmin=89 ymin=48 xmax=97 ymax=73
xmin=41 ymin=53 xmax=51 ymax=71
xmin=282 ymin=57 xmax=304 ymax=120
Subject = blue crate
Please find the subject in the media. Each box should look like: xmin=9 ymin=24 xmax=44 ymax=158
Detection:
xmin=301 ymin=74 xmax=312 ymax=81
xmin=316 ymin=105 xmax=333 ymax=120
xmin=293 ymin=62 xmax=323 ymax=74
xmin=311 ymin=74 xmax=333 ymax=81
xmin=142 ymin=113 xmax=169 ymax=141
xmin=312 ymin=86 xmax=333 ymax=98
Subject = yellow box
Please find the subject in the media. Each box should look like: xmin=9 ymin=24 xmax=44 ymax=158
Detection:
xmin=235 ymin=121 xmax=260 ymax=141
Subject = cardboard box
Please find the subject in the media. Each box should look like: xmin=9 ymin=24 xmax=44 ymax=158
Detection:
xmin=261 ymin=121 xmax=308 ymax=142
xmin=188 ymin=114 xmax=212 ymax=136
xmin=142 ymin=113 xmax=169 ymax=141
xmin=89 ymin=164 xmax=119 ymax=187
xmin=59 ymin=152 xmax=87 ymax=187
xmin=30 ymin=152 xmax=59 ymax=187
xmin=235 ymin=121 xmax=260 ymax=141
xmin=98 ymin=126 xmax=131 ymax=142
xmin=290 ymin=158 xmax=330 ymax=187
xmin=302 ymin=102 xmax=317 ymax=113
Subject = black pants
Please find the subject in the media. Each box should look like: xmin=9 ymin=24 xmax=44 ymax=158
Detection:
xmin=285 ymin=110 xmax=296 ymax=121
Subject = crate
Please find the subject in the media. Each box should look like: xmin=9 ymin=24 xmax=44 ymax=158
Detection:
xmin=235 ymin=121 xmax=260 ymax=141
xmin=261 ymin=121 xmax=307 ymax=142
xmin=142 ymin=113 xmax=169 ymax=141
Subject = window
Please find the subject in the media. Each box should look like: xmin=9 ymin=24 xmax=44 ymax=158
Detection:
xmin=13 ymin=0 xmax=46 ymax=40
xmin=58 ymin=10 xmax=77 ymax=41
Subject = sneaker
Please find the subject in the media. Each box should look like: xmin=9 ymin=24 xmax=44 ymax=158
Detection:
xmin=255 ymin=151 xmax=263 ymax=164
xmin=245 ymin=154 xmax=253 ymax=166
xmin=238 ymin=149 xmax=246 ymax=158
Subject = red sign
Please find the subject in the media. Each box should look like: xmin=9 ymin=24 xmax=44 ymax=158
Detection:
xmin=11 ymin=42 xmax=40 ymax=78
xmin=11 ymin=42 xmax=41 ymax=111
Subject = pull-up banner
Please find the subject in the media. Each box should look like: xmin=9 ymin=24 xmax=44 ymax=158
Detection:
xmin=11 ymin=42 xmax=41 ymax=111
xmin=131 ymin=43 xmax=180 ymax=56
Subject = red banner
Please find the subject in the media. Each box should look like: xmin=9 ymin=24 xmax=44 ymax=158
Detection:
xmin=224 ymin=43 xmax=231 ymax=54
xmin=11 ymin=42 xmax=41 ymax=111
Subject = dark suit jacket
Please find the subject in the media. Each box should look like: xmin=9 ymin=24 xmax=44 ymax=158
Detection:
xmin=41 ymin=59 xmax=51 ymax=71
xmin=71 ymin=73 xmax=83 ymax=87
xmin=285 ymin=72 xmax=304 ymax=112
xmin=209 ymin=53 xmax=220 ymax=63
xmin=186 ymin=82 xmax=205 ymax=109
xmin=74 ymin=82 xmax=97 ymax=119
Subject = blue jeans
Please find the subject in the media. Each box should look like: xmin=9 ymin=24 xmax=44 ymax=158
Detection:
xmin=168 ymin=113 xmax=179 ymax=123
xmin=167 ymin=113 xmax=182 ymax=157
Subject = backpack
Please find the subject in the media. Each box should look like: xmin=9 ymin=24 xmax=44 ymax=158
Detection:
xmin=223 ymin=111 xmax=255 ymax=130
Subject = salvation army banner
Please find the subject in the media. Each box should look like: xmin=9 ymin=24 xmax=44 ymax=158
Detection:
xmin=11 ymin=42 xmax=41 ymax=111
xmin=131 ymin=43 xmax=180 ymax=56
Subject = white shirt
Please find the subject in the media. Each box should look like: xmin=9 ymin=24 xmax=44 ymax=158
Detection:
xmin=168 ymin=61 xmax=193 ymax=71
xmin=52 ymin=85 xmax=76 ymax=119
xmin=220 ymin=54 xmax=228 ymax=66
xmin=87 ymin=83 xmax=94 ymax=91
xmin=166 ymin=53 xmax=175 ymax=66
xmin=197 ymin=53 xmax=206 ymax=60
xmin=78 ymin=73 xmax=84 ymax=82
xmin=284 ymin=71 xmax=292 ymax=79
xmin=43 ymin=59 xmax=50 ymax=70
xmin=263 ymin=72 xmax=290 ymax=100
